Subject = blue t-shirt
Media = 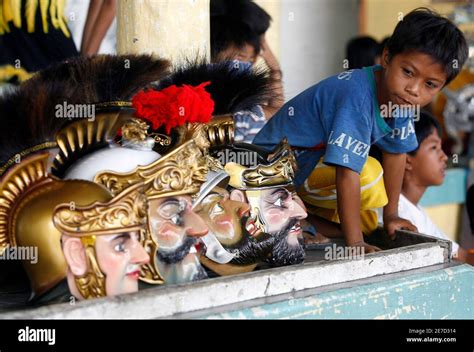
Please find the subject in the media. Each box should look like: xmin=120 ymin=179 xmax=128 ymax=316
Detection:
xmin=253 ymin=66 xmax=418 ymax=186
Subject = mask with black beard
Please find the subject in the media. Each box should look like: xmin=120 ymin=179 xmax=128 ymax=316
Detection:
xmin=225 ymin=216 xmax=275 ymax=265
xmin=156 ymin=236 xmax=209 ymax=282
xmin=265 ymin=219 xmax=306 ymax=267
xmin=156 ymin=237 xmax=198 ymax=265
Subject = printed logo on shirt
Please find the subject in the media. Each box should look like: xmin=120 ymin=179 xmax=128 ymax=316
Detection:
xmin=337 ymin=70 xmax=355 ymax=81
xmin=327 ymin=131 xmax=370 ymax=158
xmin=389 ymin=119 xmax=415 ymax=140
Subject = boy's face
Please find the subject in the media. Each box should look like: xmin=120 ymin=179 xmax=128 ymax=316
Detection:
xmin=381 ymin=49 xmax=447 ymax=109
xmin=407 ymin=129 xmax=448 ymax=186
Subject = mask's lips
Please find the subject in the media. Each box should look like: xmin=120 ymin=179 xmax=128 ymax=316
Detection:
xmin=245 ymin=217 xmax=262 ymax=237
xmin=288 ymin=222 xmax=302 ymax=235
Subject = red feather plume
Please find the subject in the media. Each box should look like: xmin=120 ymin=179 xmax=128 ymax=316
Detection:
xmin=132 ymin=81 xmax=215 ymax=134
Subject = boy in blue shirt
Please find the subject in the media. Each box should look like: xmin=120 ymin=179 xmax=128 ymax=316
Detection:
xmin=253 ymin=8 xmax=468 ymax=253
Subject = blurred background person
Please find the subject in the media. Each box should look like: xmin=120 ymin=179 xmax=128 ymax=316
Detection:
xmin=0 ymin=0 xmax=78 ymax=76
xmin=80 ymin=0 xmax=117 ymax=56
xmin=210 ymin=0 xmax=283 ymax=143
xmin=345 ymin=35 xmax=379 ymax=69
xmin=65 ymin=0 xmax=117 ymax=56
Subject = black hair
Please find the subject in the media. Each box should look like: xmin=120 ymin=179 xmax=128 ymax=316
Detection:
xmin=408 ymin=111 xmax=442 ymax=155
xmin=157 ymin=60 xmax=273 ymax=116
xmin=386 ymin=8 xmax=468 ymax=85
xmin=210 ymin=15 xmax=261 ymax=62
xmin=377 ymin=36 xmax=391 ymax=57
xmin=210 ymin=0 xmax=272 ymax=35
xmin=210 ymin=0 xmax=229 ymax=16
xmin=238 ymin=1 xmax=272 ymax=36
xmin=346 ymin=36 xmax=379 ymax=69
xmin=0 ymin=55 xmax=170 ymax=175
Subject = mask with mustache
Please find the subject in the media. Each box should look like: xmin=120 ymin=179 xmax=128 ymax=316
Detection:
xmin=156 ymin=236 xmax=209 ymax=283
xmin=225 ymin=216 xmax=275 ymax=265
xmin=266 ymin=218 xmax=306 ymax=267
xmin=209 ymin=216 xmax=305 ymax=267
xmin=157 ymin=237 xmax=198 ymax=265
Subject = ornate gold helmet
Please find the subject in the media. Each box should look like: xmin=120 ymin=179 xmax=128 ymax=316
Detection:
xmin=51 ymin=87 xmax=236 ymax=284
xmin=0 ymin=55 xmax=171 ymax=294
xmin=47 ymin=59 xmax=273 ymax=285
xmin=52 ymin=182 xmax=148 ymax=299
xmin=94 ymin=139 xmax=208 ymax=200
xmin=0 ymin=153 xmax=115 ymax=300
xmin=51 ymin=116 xmax=218 ymax=285
xmin=90 ymin=121 xmax=216 ymax=285
xmin=224 ymin=139 xmax=297 ymax=190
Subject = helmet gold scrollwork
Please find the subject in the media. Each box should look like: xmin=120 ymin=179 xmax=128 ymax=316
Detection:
xmin=52 ymin=182 xmax=149 ymax=299
xmin=0 ymin=153 xmax=113 ymax=300
xmin=225 ymin=139 xmax=297 ymax=190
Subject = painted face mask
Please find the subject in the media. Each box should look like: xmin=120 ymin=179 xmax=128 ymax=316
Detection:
xmin=53 ymin=182 xmax=150 ymax=299
xmin=223 ymin=139 xmax=308 ymax=267
xmin=0 ymin=56 xmax=169 ymax=304
xmin=49 ymin=70 xmax=216 ymax=286
xmin=194 ymin=167 xmax=275 ymax=275
xmin=0 ymin=153 xmax=149 ymax=302
xmin=148 ymin=195 xmax=209 ymax=284
xmin=197 ymin=140 xmax=308 ymax=276
xmin=58 ymin=115 xmax=212 ymax=285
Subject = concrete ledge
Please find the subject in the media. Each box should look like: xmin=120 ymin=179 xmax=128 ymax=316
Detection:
xmin=0 ymin=238 xmax=450 ymax=319
xmin=199 ymin=263 xmax=474 ymax=319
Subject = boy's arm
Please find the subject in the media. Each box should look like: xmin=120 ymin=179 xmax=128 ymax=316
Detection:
xmin=336 ymin=166 xmax=381 ymax=253
xmin=81 ymin=0 xmax=117 ymax=56
xmin=382 ymin=152 xmax=418 ymax=237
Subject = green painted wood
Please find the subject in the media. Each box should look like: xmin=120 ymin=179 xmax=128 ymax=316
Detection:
xmin=202 ymin=264 xmax=474 ymax=319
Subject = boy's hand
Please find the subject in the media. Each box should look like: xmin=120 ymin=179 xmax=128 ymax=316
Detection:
xmin=347 ymin=240 xmax=381 ymax=254
xmin=384 ymin=214 xmax=418 ymax=239
xmin=260 ymin=36 xmax=281 ymax=74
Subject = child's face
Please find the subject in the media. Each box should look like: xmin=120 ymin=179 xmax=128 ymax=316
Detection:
xmin=381 ymin=49 xmax=447 ymax=109
xmin=407 ymin=129 xmax=448 ymax=186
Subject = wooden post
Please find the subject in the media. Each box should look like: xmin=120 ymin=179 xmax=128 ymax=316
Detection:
xmin=117 ymin=0 xmax=210 ymax=64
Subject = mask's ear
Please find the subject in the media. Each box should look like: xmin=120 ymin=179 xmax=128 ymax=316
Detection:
xmin=230 ymin=189 xmax=247 ymax=203
xmin=62 ymin=236 xmax=87 ymax=276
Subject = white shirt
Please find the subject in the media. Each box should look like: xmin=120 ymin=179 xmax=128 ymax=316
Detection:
xmin=397 ymin=194 xmax=459 ymax=257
